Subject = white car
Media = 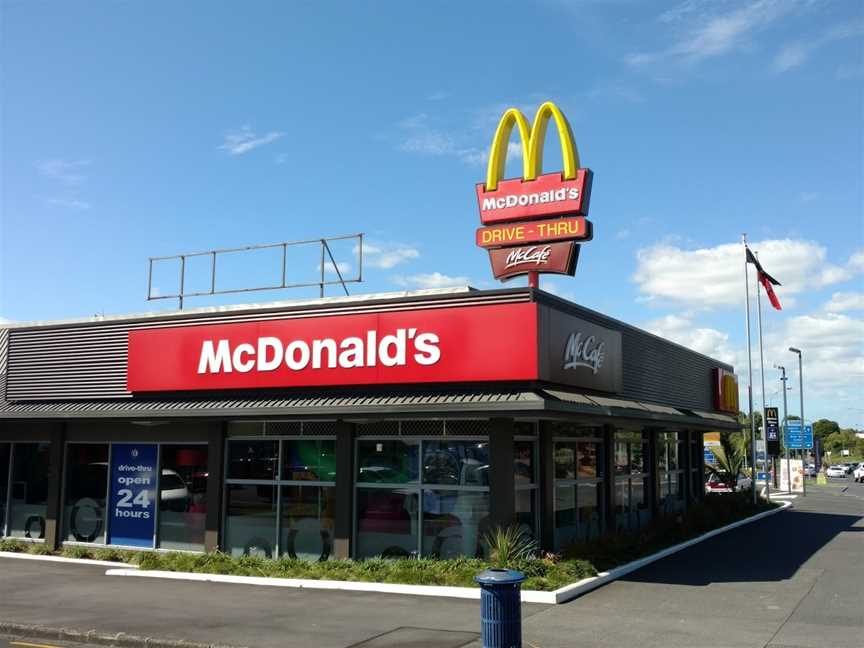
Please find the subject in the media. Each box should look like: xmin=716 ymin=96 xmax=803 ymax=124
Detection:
xmin=853 ymin=463 xmax=864 ymax=483
xmin=825 ymin=465 xmax=847 ymax=478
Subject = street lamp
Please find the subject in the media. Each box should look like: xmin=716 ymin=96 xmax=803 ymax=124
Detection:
xmin=789 ymin=347 xmax=806 ymax=496
xmin=775 ymin=364 xmax=791 ymax=494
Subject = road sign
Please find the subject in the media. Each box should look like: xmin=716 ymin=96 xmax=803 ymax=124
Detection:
xmin=784 ymin=422 xmax=813 ymax=449
xmin=704 ymin=448 xmax=716 ymax=465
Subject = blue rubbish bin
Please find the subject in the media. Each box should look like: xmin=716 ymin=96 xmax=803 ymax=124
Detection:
xmin=475 ymin=568 xmax=526 ymax=648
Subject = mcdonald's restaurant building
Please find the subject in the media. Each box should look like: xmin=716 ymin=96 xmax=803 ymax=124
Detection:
xmin=0 ymin=286 xmax=740 ymax=561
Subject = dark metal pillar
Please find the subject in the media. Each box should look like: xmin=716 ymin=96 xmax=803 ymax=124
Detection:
xmin=489 ymin=417 xmax=515 ymax=530
xmin=603 ymin=424 xmax=616 ymax=534
xmin=43 ymin=424 xmax=66 ymax=550
xmin=538 ymin=421 xmax=555 ymax=552
xmin=647 ymin=428 xmax=659 ymax=522
xmin=333 ymin=420 xmax=355 ymax=559
xmin=204 ymin=422 xmax=226 ymax=552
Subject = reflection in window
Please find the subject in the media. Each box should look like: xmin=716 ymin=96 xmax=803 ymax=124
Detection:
xmin=554 ymin=485 xmax=577 ymax=549
xmin=554 ymin=435 xmax=604 ymax=550
xmin=422 ymin=441 xmax=488 ymax=486
xmin=356 ymin=489 xmax=418 ymax=559
xmin=555 ymin=443 xmax=577 ymax=480
xmin=159 ymin=445 xmax=208 ymax=551
xmin=8 ymin=443 xmax=50 ymax=539
xmin=62 ymin=444 xmax=109 ymax=544
xmin=0 ymin=444 xmax=10 ymax=536
xmin=224 ymin=484 xmax=277 ymax=557
xmin=422 ymin=490 xmax=490 ymax=559
xmin=282 ymin=440 xmax=335 ymax=482
xmin=577 ymin=482 xmax=602 ymax=541
xmin=513 ymin=441 xmax=534 ymax=485
xmin=280 ymin=485 xmax=335 ymax=561
xmin=227 ymin=440 xmax=278 ymax=481
xmin=357 ymin=440 xmax=419 ymax=484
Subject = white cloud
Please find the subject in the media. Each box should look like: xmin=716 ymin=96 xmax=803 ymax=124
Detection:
xmin=219 ymin=126 xmax=284 ymax=155
xmin=360 ymin=241 xmax=421 ymax=270
xmin=45 ymin=197 xmax=92 ymax=210
xmin=644 ymin=313 xmax=742 ymax=366
xmin=37 ymin=159 xmax=90 ymax=185
xmin=848 ymin=249 xmax=864 ymax=273
xmin=317 ymin=261 xmax=352 ymax=276
xmin=768 ymin=313 xmax=864 ymax=397
xmin=615 ymin=228 xmax=631 ymax=240
xmin=773 ymin=21 xmax=864 ymax=73
xmin=628 ymin=0 xmax=797 ymax=67
xmin=824 ymin=292 xmax=864 ymax=313
xmin=393 ymin=272 xmax=471 ymax=289
xmin=396 ymin=113 xmax=521 ymax=167
xmin=633 ymin=238 xmax=858 ymax=309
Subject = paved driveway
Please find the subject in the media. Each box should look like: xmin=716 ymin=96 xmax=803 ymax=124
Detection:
xmin=1 ymin=486 xmax=860 ymax=648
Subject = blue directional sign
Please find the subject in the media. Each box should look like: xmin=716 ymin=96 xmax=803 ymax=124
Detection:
xmin=783 ymin=423 xmax=813 ymax=449
xmin=704 ymin=448 xmax=716 ymax=465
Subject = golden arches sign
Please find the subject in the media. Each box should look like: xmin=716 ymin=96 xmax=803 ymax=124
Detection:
xmin=485 ymin=101 xmax=581 ymax=192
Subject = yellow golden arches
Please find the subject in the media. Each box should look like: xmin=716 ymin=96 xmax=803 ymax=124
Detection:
xmin=484 ymin=101 xmax=581 ymax=192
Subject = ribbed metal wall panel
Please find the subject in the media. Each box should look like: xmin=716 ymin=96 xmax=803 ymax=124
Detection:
xmin=5 ymin=292 xmax=531 ymax=401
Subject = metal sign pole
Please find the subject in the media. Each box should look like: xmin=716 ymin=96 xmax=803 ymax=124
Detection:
xmin=780 ymin=367 xmax=791 ymax=494
xmin=754 ymin=253 xmax=769 ymax=500
xmin=742 ymin=235 xmax=757 ymax=506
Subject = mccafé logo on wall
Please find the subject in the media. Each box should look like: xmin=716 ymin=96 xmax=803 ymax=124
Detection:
xmin=475 ymin=102 xmax=594 ymax=280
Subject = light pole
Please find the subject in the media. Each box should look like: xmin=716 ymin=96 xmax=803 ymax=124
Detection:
xmin=789 ymin=347 xmax=806 ymax=496
xmin=775 ymin=364 xmax=791 ymax=494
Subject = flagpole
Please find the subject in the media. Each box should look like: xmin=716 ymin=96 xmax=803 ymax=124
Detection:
xmin=743 ymin=234 xmax=757 ymax=506
xmin=755 ymin=251 xmax=770 ymax=500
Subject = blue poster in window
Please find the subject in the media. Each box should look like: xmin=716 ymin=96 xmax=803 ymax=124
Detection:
xmin=108 ymin=443 xmax=157 ymax=548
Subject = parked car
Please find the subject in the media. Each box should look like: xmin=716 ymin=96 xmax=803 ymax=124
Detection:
xmin=705 ymin=472 xmax=752 ymax=493
xmin=842 ymin=463 xmax=856 ymax=475
xmin=825 ymin=465 xmax=848 ymax=478
xmin=853 ymin=464 xmax=864 ymax=483
xmin=803 ymin=464 xmax=817 ymax=477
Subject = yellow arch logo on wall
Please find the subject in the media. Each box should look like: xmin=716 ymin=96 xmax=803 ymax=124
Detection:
xmin=485 ymin=101 xmax=581 ymax=192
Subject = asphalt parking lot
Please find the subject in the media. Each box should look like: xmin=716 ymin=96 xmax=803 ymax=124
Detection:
xmin=1 ymin=487 xmax=861 ymax=648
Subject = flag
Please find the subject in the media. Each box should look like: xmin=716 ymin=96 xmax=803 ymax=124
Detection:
xmin=745 ymin=246 xmax=782 ymax=310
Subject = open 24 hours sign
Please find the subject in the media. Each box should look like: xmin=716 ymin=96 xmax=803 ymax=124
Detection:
xmin=107 ymin=443 xmax=158 ymax=548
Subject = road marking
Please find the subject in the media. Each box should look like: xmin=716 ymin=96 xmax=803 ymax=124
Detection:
xmin=11 ymin=642 xmax=63 ymax=648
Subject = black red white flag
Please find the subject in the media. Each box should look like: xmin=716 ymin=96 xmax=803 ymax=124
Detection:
xmin=745 ymin=246 xmax=782 ymax=310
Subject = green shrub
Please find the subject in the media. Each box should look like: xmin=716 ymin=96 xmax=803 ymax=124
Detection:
xmin=483 ymin=525 xmax=538 ymax=565
xmin=27 ymin=542 xmax=54 ymax=555
xmin=61 ymin=545 xmax=95 ymax=559
xmin=92 ymin=547 xmax=136 ymax=563
xmin=0 ymin=538 xmax=29 ymax=553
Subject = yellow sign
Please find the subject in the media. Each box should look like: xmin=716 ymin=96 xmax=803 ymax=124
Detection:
xmin=485 ymin=101 xmax=581 ymax=191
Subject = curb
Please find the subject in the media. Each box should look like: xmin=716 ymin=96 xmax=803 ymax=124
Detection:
xmin=0 ymin=551 xmax=140 ymax=568
xmin=104 ymin=501 xmax=792 ymax=605
xmin=0 ymin=621 xmax=245 ymax=648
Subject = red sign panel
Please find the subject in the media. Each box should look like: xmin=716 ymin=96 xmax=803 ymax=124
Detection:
xmin=713 ymin=368 xmax=740 ymax=413
xmin=127 ymin=303 xmax=539 ymax=393
xmin=488 ymin=242 xmax=578 ymax=280
xmin=476 ymin=217 xmax=591 ymax=249
xmin=476 ymin=169 xmax=593 ymax=225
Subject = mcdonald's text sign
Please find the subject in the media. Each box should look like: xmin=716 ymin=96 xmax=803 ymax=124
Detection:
xmin=476 ymin=169 xmax=593 ymax=225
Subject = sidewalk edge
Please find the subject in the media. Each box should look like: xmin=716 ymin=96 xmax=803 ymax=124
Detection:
xmin=0 ymin=552 xmax=140 ymax=568
xmin=0 ymin=621 xmax=245 ymax=648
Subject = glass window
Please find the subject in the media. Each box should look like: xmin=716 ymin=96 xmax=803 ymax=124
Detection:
xmin=356 ymin=488 xmax=419 ymax=559
xmin=227 ymin=440 xmax=278 ymax=481
xmin=422 ymin=441 xmax=488 ymax=486
xmin=554 ymin=485 xmax=577 ymax=549
xmin=8 ymin=443 xmax=50 ymax=539
xmin=577 ymin=442 xmax=601 ymax=479
xmin=555 ymin=443 xmax=577 ymax=480
xmin=631 ymin=441 xmax=645 ymax=475
xmin=159 ymin=445 xmax=208 ymax=551
xmin=62 ymin=444 xmax=109 ymax=544
xmin=280 ymin=485 xmax=335 ymax=561
xmin=614 ymin=480 xmax=631 ymax=531
xmin=577 ymin=482 xmax=603 ymax=541
xmin=513 ymin=441 xmax=534 ymax=485
xmin=224 ymin=484 xmax=277 ymax=557
xmin=0 ymin=443 xmax=10 ymax=535
xmin=514 ymin=488 xmax=536 ymax=538
xmin=422 ymin=490 xmax=490 ymax=559
xmin=614 ymin=441 xmax=629 ymax=476
xmin=282 ymin=440 xmax=335 ymax=482
xmin=357 ymin=440 xmax=419 ymax=484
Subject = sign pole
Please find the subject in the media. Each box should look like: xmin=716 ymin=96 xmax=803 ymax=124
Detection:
xmin=754 ymin=252 xmax=769 ymax=500
xmin=527 ymin=271 xmax=539 ymax=289
xmin=797 ymin=352 xmax=806 ymax=497
xmin=780 ymin=367 xmax=791 ymax=494
xmin=742 ymin=235 xmax=757 ymax=506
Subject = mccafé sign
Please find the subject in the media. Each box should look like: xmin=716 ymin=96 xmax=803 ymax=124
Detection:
xmin=475 ymin=102 xmax=594 ymax=280
xmin=126 ymin=302 xmax=624 ymax=394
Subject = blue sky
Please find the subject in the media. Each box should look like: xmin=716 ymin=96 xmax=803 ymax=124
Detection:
xmin=1 ymin=0 xmax=862 ymax=427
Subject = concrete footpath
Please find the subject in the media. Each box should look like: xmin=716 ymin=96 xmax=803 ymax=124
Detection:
xmin=1 ymin=485 xmax=861 ymax=648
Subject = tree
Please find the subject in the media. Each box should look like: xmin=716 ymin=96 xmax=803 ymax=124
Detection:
xmin=813 ymin=419 xmax=840 ymax=443
xmin=708 ymin=429 xmax=749 ymax=489
xmin=824 ymin=430 xmax=859 ymax=455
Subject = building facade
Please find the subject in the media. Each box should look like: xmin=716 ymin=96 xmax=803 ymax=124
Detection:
xmin=0 ymin=287 xmax=738 ymax=560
